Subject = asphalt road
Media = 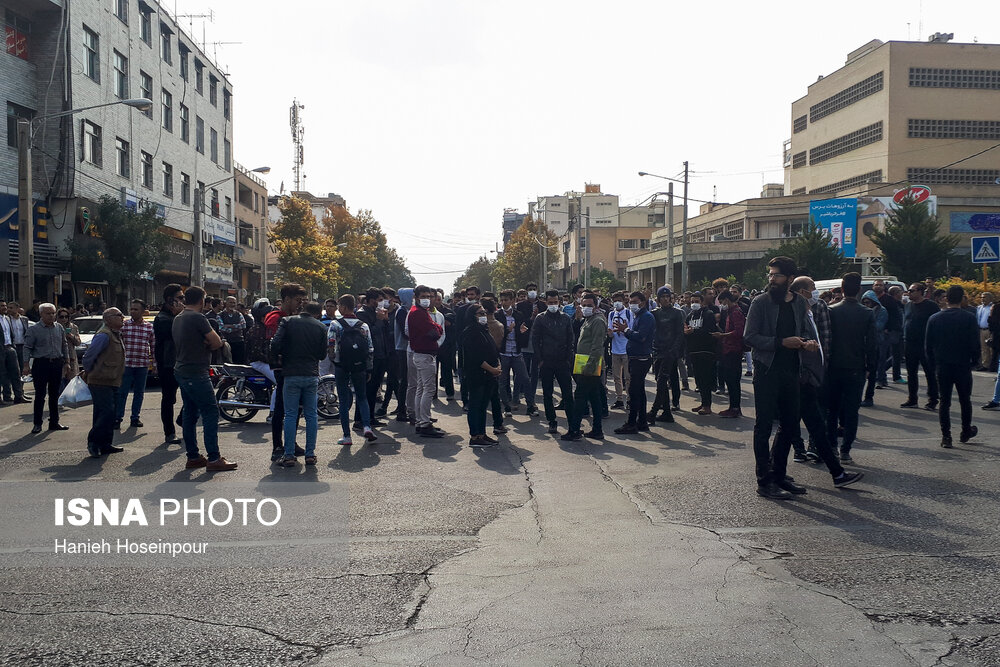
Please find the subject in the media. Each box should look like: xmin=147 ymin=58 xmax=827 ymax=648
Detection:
xmin=0 ymin=369 xmax=998 ymax=666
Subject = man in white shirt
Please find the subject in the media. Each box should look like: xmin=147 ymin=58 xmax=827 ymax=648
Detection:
xmin=0 ymin=301 xmax=27 ymax=403
xmin=607 ymin=291 xmax=632 ymax=410
xmin=977 ymin=292 xmax=993 ymax=371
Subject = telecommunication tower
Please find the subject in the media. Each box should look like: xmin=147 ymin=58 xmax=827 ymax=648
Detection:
xmin=289 ymin=99 xmax=305 ymax=191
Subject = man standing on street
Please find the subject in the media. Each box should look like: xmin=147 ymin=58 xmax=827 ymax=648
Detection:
xmin=744 ymin=257 xmax=819 ymax=500
xmin=901 ymin=283 xmax=940 ymax=410
xmin=8 ymin=302 xmax=30 ymax=369
xmin=608 ymin=291 xmax=633 ymax=411
xmin=497 ymin=290 xmax=531 ymax=415
xmin=219 ymin=296 xmax=248 ymax=364
xmin=873 ymin=280 xmax=902 ymax=386
xmin=0 ymin=301 xmax=28 ymax=404
xmin=116 ymin=299 xmax=155 ymax=430
xmin=262 ymin=283 xmax=306 ymax=460
xmin=23 ymin=303 xmax=70 ymax=433
xmin=81 ymin=308 xmax=125 ymax=457
xmin=976 ymin=292 xmax=994 ymax=371
xmin=612 ymin=290 xmax=656 ymax=433
xmin=154 ymin=285 xmax=185 ymax=444
xmin=683 ymin=291 xmax=719 ymax=416
xmin=563 ymin=293 xmax=607 ymax=441
xmin=927 ymin=285 xmax=980 ymax=448
xmin=826 ymin=273 xmax=877 ymax=464
xmin=715 ymin=289 xmax=746 ymax=418
xmin=531 ymin=290 xmax=576 ymax=434
xmin=648 ymin=287 xmax=683 ymax=423
xmin=271 ymin=301 xmax=330 ymax=466
xmin=172 ymin=287 xmax=238 ymax=472
xmin=406 ymin=285 xmax=445 ymax=437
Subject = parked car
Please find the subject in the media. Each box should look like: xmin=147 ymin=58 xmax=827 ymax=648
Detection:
xmin=813 ymin=276 xmax=906 ymax=294
xmin=73 ymin=314 xmax=158 ymax=379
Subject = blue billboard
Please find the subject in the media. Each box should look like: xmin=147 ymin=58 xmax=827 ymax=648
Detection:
xmin=950 ymin=211 xmax=1000 ymax=233
xmin=810 ymin=198 xmax=857 ymax=258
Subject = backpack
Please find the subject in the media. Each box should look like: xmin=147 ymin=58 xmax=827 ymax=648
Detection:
xmin=245 ymin=320 xmax=271 ymax=363
xmin=337 ymin=318 xmax=369 ymax=371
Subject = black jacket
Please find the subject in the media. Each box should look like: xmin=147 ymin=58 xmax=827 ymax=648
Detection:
xmin=926 ymin=308 xmax=979 ymax=368
xmin=153 ymin=308 xmax=176 ymax=370
xmin=461 ymin=322 xmax=499 ymax=386
xmin=652 ymin=306 xmax=685 ymax=359
xmin=496 ymin=307 xmax=529 ymax=352
xmin=529 ymin=310 xmax=575 ymax=367
xmin=269 ymin=314 xmax=329 ymax=376
xmin=903 ymin=299 xmax=940 ymax=351
xmin=827 ymin=298 xmax=877 ymax=371
xmin=356 ymin=306 xmax=390 ymax=360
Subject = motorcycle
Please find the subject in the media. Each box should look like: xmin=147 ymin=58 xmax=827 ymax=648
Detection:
xmin=211 ymin=364 xmax=339 ymax=423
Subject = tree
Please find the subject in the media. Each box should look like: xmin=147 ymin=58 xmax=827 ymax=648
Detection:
xmin=269 ymin=196 xmax=341 ymax=295
xmin=587 ymin=267 xmax=625 ymax=294
xmin=764 ymin=220 xmax=846 ymax=280
xmin=453 ymin=255 xmax=496 ymax=294
xmin=67 ymin=195 xmax=168 ymax=304
xmin=869 ymin=197 xmax=959 ymax=284
xmin=321 ymin=207 xmax=414 ymax=293
xmin=492 ymin=216 xmax=557 ymax=290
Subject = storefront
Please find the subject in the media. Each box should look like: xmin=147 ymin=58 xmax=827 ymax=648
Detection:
xmin=154 ymin=236 xmax=194 ymax=300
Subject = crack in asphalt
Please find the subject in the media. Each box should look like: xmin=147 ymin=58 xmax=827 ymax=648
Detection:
xmin=404 ymin=567 xmax=434 ymax=629
xmin=504 ymin=442 xmax=543 ymax=544
xmin=866 ymin=611 xmax=1000 ymax=627
xmin=774 ymin=606 xmax=820 ymax=667
xmin=578 ymin=441 xmax=656 ymax=525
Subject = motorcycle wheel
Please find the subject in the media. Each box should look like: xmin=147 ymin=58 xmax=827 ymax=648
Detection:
xmin=317 ymin=377 xmax=340 ymax=420
xmin=216 ymin=382 xmax=260 ymax=423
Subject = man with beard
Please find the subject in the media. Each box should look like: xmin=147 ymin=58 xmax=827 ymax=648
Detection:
xmin=744 ymin=257 xmax=819 ymax=500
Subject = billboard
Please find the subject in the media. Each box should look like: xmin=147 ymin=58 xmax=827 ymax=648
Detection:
xmin=950 ymin=212 xmax=1000 ymax=233
xmin=810 ymin=198 xmax=857 ymax=258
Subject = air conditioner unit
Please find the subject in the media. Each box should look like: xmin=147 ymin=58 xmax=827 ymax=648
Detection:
xmin=710 ymin=233 xmax=726 ymax=242
xmin=202 ymin=230 xmax=214 ymax=245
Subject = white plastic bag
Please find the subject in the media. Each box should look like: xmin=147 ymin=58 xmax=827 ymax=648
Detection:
xmin=58 ymin=376 xmax=92 ymax=408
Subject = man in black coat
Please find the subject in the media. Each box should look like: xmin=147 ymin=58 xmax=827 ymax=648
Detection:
xmin=926 ymin=285 xmax=980 ymax=448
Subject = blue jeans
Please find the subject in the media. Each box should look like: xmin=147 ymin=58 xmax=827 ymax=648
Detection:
xmin=336 ymin=367 xmax=369 ymax=437
xmin=116 ymin=366 xmax=149 ymax=421
xmin=176 ymin=373 xmax=221 ymax=462
xmin=283 ymin=375 xmax=318 ymax=457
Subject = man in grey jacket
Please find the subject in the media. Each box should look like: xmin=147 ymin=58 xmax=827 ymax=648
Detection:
xmin=744 ymin=257 xmax=820 ymax=500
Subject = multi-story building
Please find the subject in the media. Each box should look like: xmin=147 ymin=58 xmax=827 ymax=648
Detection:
xmin=233 ymin=163 xmax=268 ymax=303
xmin=2 ymin=0 xmax=234 ymax=306
xmin=501 ymin=208 xmax=525 ymax=246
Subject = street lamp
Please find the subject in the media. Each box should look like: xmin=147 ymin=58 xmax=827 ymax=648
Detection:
xmin=17 ymin=98 xmax=152 ymax=307
xmin=639 ymin=163 xmax=689 ymax=290
xmin=193 ymin=166 xmax=270 ymax=286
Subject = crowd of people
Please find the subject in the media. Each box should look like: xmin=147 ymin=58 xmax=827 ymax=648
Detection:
xmin=7 ymin=260 xmax=992 ymax=496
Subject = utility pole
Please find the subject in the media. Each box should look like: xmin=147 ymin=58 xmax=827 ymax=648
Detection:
xmin=681 ymin=160 xmax=689 ymax=292
xmin=192 ymin=187 xmax=203 ymax=286
xmin=584 ymin=205 xmax=591 ymax=288
xmin=16 ymin=119 xmax=34 ymax=308
xmin=666 ymin=182 xmax=673 ymax=288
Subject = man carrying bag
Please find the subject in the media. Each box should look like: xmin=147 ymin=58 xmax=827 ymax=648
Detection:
xmin=563 ymin=293 xmax=607 ymax=441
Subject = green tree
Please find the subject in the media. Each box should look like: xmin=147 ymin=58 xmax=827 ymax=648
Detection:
xmin=764 ymin=220 xmax=846 ymax=279
xmin=869 ymin=197 xmax=959 ymax=284
xmin=269 ymin=196 xmax=341 ymax=295
xmin=587 ymin=267 xmax=625 ymax=294
xmin=67 ymin=195 xmax=168 ymax=304
xmin=453 ymin=255 xmax=496 ymax=294
xmin=492 ymin=216 xmax=557 ymax=290
xmin=321 ymin=207 xmax=414 ymax=294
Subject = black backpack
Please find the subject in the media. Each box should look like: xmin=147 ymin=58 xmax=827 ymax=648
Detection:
xmin=337 ymin=318 xmax=369 ymax=371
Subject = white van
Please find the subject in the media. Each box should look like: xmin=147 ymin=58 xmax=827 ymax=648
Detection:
xmin=813 ymin=276 xmax=906 ymax=295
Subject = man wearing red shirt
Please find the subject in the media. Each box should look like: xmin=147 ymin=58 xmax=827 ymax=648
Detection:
xmin=265 ymin=283 xmax=306 ymax=461
xmin=406 ymin=285 xmax=445 ymax=437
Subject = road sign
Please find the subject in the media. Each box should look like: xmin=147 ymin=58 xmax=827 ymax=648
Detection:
xmin=972 ymin=236 xmax=1000 ymax=263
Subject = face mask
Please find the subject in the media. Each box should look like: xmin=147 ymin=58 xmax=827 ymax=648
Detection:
xmin=419 ymin=298 xmax=431 ymax=308
xmin=467 ymin=297 xmax=477 ymax=304
xmin=811 ymin=290 xmax=820 ymax=301
xmin=380 ymin=300 xmax=390 ymax=309
xmin=503 ymin=306 xmax=512 ymax=313
xmin=902 ymin=295 xmax=910 ymax=304
xmin=581 ymin=306 xmax=594 ymax=317
xmin=477 ymin=316 xmax=488 ymax=325
xmin=690 ymin=303 xmax=702 ymax=311
xmin=547 ymin=304 xmax=559 ymax=313
xmin=629 ymin=304 xmax=640 ymax=313
xmin=576 ymin=296 xmax=582 ymax=304
xmin=613 ymin=301 xmax=623 ymax=310
xmin=527 ymin=290 xmax=537 ymax=299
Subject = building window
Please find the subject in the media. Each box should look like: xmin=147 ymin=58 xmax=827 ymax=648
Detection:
xmin=756 ymin=219 xmax=810 ymax=240
xmin=140 ymin=151 xmax=152 ymax=188
xmin=618 ymin=239 xmax=638 ymax=250
xmin=793 ymin=115 xmax=808 ymax=133
xmin=809 ymin=71 xmax=883 ymax=122
xmin=725 ymin=221 xmax=744 ymax=240
xmin=224 ymin=196 xmax=231 ymax=221
xmin=82 ymin=26 xmax=100 ymax=82
xmin=239 ymin=222 xmax=255 ymax=248
xmin=210 ymin=189 xmax=219 ymax=217
xmin=160 ymin=23 xmax=171 ymax=63
xmin=139 ymin=71 xmax=153 ymax=118
xmin=178 ymin=43 xmax=189 ymax=81
xmin=162 ymin=162 xmax=173 ymax=197
xmin=223 ymin=89 xmax=231 ymax=120
xmin=792 ymin=151 xmax=806 ymax=169
xmin=115 ymin=0 xmax=128 ymax=24
xmin=579 ymin=236 xmax=586 ymax=250
xmin=194 ymin=59 xmax=204 ymax=94
xmin=179 ymin=104 xmax=189 ymax=143
xmin=639 ymin=239 xmax=651 ymax=250
xmin=253 ymin=192 xmax=260 ymax=213
xmin=180 ymin=173 xmax=191 ymax=205
xmin=906 ymin=167 xmax=1000 ymax=185
xmin=195 ymin=116 xmax=204 ymax=153
xmin=81 ymin=120 xmax=102 ymax=167
xmin=161 ymin=89 xmax=172 ymax=132
xmin=7 ymin=102 xmax=35 ymax=148
xmin=115 ymin=137 xmax=129 ymax=177
xmin=209 ymin=75 xmax=218 ymax=106
xmin=810 ymin=170 xmax=884 ymax=195
xmin=910 ymin=67 xmax=1000 ymax=90
xmin=792 ymin=187 xmax=806 ymax=195
xmin=908 ymin=118 xmax=1000 ymax=140
xmin=223 ymin=138 xmax=231 ymax=171
xmin=139 ymin=4 xmax=152 ymax=46
xmin=4 ymin=10 xmax=31 ymax=60
xmin=809 ymin=121 xmax=883 ymax=165
xmin=112 ymin=51 xmax=128 ymax=98
xmin=210 ymin=127 xmax=218 ymax=163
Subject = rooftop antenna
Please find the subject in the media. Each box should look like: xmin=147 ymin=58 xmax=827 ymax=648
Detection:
xmin=290 ymin=100 xmax=305 ymax=191
xmin=175 ymin=9 xmax=214 ymax=51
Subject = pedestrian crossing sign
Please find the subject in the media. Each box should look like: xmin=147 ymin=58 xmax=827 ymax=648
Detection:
xmin=972 ymin=236 xmax=1000 ymax=263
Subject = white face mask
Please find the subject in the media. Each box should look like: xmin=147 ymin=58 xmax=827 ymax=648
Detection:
xmin=477 ymin=316 xmax=488 ymax=325
xmin=576 ymin=296 xmax=582 ymax=304
xmin=690 ymin=303 xmax=702 ymax=311
xmin=527 ymin=290 xmax=537 ymax=299
xmin=419 ymin=298 xmax=431 ymax=308
xmin=629 ymin=303 xmax=640 ymax=313
xmin=811 ymin=290 xmax=820 ymax=301
xmin=380 ymin=300 xmax=390 ymax=309
xmin=581 ymin=306 xmax=594 ymax=317
xmin=467 ymin=297 xmax=477 ymax=304
xmin=902 ymin=295 xmax=910 ymax=304
xmin=547 ymin=304 xmax=559 ymax=313
xmin=613 ymin=301 xmax=623 ymax=310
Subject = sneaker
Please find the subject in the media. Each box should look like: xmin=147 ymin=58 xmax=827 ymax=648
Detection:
xmin=875 ymin=384 xmax=888 ymax=390
xmin=658 ymin=412 xmax=675 ymax=423
xmin=374 ymin=408 xmax=388 ymax=418
xmin=860 ymin=399 xmax=874 ymax=408
xmin=719 ymin=409 xmax=742 ymax=419
xmin=547 ymin=423 xmax=559 ymax=434
xmin=804 ymin=449 xmax=820 ymax=462
xmin=646 ymin=410 xmax=659 ymax=423
xmin=756 ymin=483 xmax=792 ymax=500
xmin=614 ymin=423 xmax=638 ymax=434
xmin=130 ymin=419 xmax=143 ymax=428
xmin=560 ymin=431 xmax=583 ymax=441
xmin=941 ymin=436 xmax=953 ymax=449
xmin=981 ymin=401 xmax=1000 ymax=410
xmin=363 ymin=427 xmax=377 ymax=443
xmin=923 ymin=401 xmax=938 ymax=412
xmin=470 ymin=436 xmax=497 ymax=449
xmin=526 ymin=405 xmax=538 ymax=416
xmin=900 ymin=401 xmax=919 ymax=408
xmin=793 ymin=451 xmax=808 ymax=463
xmin=840 ymin=452 xmax=854 ymax=464
xmin=417 ymin=426 xmax=445 ymax=438
xmin=893 ymin=377 xmax=908 ymax=384
xmin=493 ymin=426 xmax=509 ymax=435
xmin=503 ymin=403 xmax=512 ymax=416
xmin=206 ymin=457 xmax=238 ymax=471
xmin=611 ymin=400 xmax=624 ymax=410
xmin=277 ymin=455 xmax=297 ymax=468
xmin=583 ymin=430 xmax=604 ymax=439
xmin=833 ymin=471 xmax=864 ymax=488
xmin=960 ymin=425 xmax=978 ymax=443
xmin=696 ymin=407 xmax=712 ymax=416
xmin=481 ymin=434 xmax=498 ymax=444
xmin=337 ymin=436 xmax=353 ymax=446
xmin=744 ymin=371 xmax=753 ymax=377
xmin=671 ymin=403 xmax=680 ymax=411
xmin=185 ymin=455 xmax=208 ymax=469
xmin=636 ymin=423 xmax=650 ymax=432
xmin=164 ymin=434 xmax=183 ymax=445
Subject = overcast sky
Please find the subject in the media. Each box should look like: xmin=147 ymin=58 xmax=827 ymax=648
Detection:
xmin=172 ymin=0 xmax=997 ymax=288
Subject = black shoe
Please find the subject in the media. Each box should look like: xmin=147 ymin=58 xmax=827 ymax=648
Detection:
xmin=960 ymin=425 xmax=978 ymax=443
xmin=658 ymin=412 xmax=674 ymax=423
xmin=370 ymin=419 xmax=387 ymax=427
xmin=87 ymin=441 xmax=101 ymax=457
xmin=48 ymin=424 xmax=69 ymax=431
xmin=102 ymin=445 xmax=125 ymax=454
xmin=396 ymin=413 xmax=410 ymax=422
xmin=860 ymin=399 xmax=874 ymax=408
xmin=900 ymin=401 xmax=919 ymax=408
xmin=114 ymin=419 xmax=122 ymax=431
xmin=941 ymin=436 xmax=953 ymax=449
xmin=611 ymin=400 xmax=624 ymax=410
xmin=526 ymin=405 xmax=538 ymax=416
xmin=614 ymin=424 xmax=638 ymax=434
xmin=583 ymin=430 xmax=604 ymax=439
xmin=270 ymin=448 xmax=283 ymax=462
xmin=756 ymin=483 xmax=792 ymax=500
xmin=982 ymin=401 xmax=1000 ymax=410
xmin=744 ymin=371 xmax=753 ymax=377
xmin=840 ymin=451 xmax=854 ymax=463
xmin=804 ymin=450 xmax=820 ymax=463
xmin=671 ymin=403 xmax=680 ymax=411
xmin=834 ymin=471 xmax=864 ymax=488
xmin=416 ymin=425 xmax=445 ymax=438
xmin=165 ymin=435 xmax=183 ymax=444
xmin=560 ymin=431 xmax=583 ymax=441
xmin=777 ymin=479 xmax=808 ymax=495
xmin=30 ymin=425 xmax=42 ymax=434
xmin=503 ymin=403 xmax=512 ymax=416
xmin=293 ymin=445 xmax=306 ymax=457
xmin=374 ymin=408 xmax=388 ymax=418
xmin=646 ymin=411 xmax=658 ymax=423
xmin=130 ymin=419 xmax=143 ymax=428
xmin=547 ymin=423 xmax=559 ymax=434
xmin=13 ymin=396 xmax=30 ymax=404
xmin=793 ymin=451 xmax=808 ymax=463
xmin=923 ymin=401 xmax=938 ymax=412
xmin=636 ymin=423 xmax=650 ymax=432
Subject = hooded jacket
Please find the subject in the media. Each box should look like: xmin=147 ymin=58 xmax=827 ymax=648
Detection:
xmin=394 ymin=288 xmax=414 ymax=352
xmin=861 ymin=290 xmax=888 ymax=342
